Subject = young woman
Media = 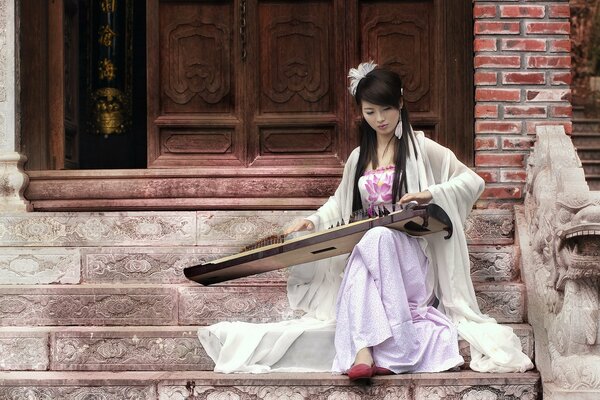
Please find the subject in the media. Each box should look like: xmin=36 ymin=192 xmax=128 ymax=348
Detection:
xmin=198 ymin=62 xmax=533 ymax=377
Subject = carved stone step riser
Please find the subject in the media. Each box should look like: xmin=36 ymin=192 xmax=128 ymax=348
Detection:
xmin=1 ymin=245 xmax=518 ymax=285
xmin=0 ymin=326 xmax=534 ymax=372
xmin=583 ymin=164 xmax=600 ymax=175
xmin=0 ymin=371 xmax=541 ymax=400
xmin=0 ymin=284 xmax=526 ymax=327
xmin=575 ymin=149 xmax=600 ymax=160
xmin=0 ymin=210 xmax=514 ymax=247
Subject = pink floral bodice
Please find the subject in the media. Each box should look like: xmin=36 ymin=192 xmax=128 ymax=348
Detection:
xmin=358 ymin=165 xmax=396 ymax=211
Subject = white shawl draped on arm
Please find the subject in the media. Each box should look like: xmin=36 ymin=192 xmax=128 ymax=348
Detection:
xmin=198 ymin=132 xmax=533 ymax=373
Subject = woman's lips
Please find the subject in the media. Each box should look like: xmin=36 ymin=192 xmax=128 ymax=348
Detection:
xmin=378 ymin=124 xmax=388 ymax=129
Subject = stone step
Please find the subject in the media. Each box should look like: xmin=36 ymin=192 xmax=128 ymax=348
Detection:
xmin=0 ymin=283 xmax=527 ymax=326
xmin=0 ymin=210 xmax=514 ymax=247
xmin=576 ymin=144 xmax=600 ymax=164
xmin=582 ymin=160 xmax=600 ymax=175
xmin=0 ymin=370 xmax=541 ymax=399
xmin=573 ymin=118 xmax=600 ymax=134
xmin=0 ymin=324 xmax=534 ymax=372
xmin=0 ymin=244 xmax=518 ymax=285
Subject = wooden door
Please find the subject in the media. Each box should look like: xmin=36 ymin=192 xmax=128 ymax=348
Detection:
xmin=147 ymin=0 xmax=473 ymax=170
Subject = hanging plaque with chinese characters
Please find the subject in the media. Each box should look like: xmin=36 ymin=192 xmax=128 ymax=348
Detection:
xmin=87 ymin=0 xmax=133 ymax=137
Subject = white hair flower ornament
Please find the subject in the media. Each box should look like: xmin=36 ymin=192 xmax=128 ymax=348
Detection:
xmin=348 ymin=61 xmax=377 ymax=96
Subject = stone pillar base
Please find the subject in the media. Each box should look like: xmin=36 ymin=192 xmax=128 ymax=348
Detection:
xmin=0 ymin=152 xmax=32 ymax=212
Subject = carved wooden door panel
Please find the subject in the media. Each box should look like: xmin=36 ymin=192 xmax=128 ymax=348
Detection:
xmin=349 ymin=0 xmax=473 ymax=163
xmin=147 ymin=0 xmax=347 ymax=169
xmin=246 ymin=0 xmax=346 ymax=167
xmin=147 ymin=0 xmax=472 ymax=170
xmin=147 ymin=0 xmax=244 ymax=168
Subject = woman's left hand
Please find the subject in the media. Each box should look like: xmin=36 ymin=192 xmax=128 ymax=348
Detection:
xmin=398 ymin=190 xmax=432 ymax=206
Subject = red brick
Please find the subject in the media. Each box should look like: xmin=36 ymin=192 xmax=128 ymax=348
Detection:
xmin=474 ymin=38 xmax=497 ymax=52
xmin=549 ymin=39 xmax=571 ymax=53
xmin=502 ymin=136 xmax=535 ymax=150
xmin=477 ymin=170 xmax=499 ymax=183
xmin=526 ymin=121 xmax=573 ymax=135
xmin=504 ymin=105 xmax=547 ymax=118
xmin=500 ymin=5 xmax=545 ymax=18
xmin=527 ymin=55 xmax=570 ymax=69
xmin=475 ymin=136 xmax=499 ymax=150
xmin=474 ymin=4 xmax=497 ymax=18
xmin=549 ymin=105 xmax=573 ymax=118
xmin=475 ymin=71 xmax=498 ymax=85
xmin=526 ymin=22 xmax=570 ymax=35
xmin=475 ymin=21 xmax=521 ymax=35
xmin=502 ymin=72 xmax=545 ymax=85
xmin=476 ymin=153 xmax=525 ymax=168
xmin=475 ymin=55 xmax=521 ymax=68
xmin=526 ymin=89 xmax=570 ymax=102
xmin=475 ymin=121 xmax=523 ymax=134
xmin=501 ymin=38 xmax=546 ymax=52
xmin=548 ymin=4 xmax=570 ymax=18
xmin=475 ymin=104 xmax=499 ymax=118
xmin=550 ymin=71 xmax=572 ymax=85
xmin=500 ymin=170 xmax=527 ymax=183
xmin=476 ymin=88 xmax=521 ymax=102
xmin=481 ymin=186 xmax=523 ymax=200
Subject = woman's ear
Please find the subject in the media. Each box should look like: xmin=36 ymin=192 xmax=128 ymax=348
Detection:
xmin=399 ymin=99 xmax=404 ymax=109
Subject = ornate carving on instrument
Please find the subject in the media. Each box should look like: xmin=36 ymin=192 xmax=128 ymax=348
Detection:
xmin=164 ymin=22 xmax=231 ymax=105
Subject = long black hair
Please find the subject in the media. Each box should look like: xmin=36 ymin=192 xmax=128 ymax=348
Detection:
xmin=351 ymin=68 xmax=419 ymax=211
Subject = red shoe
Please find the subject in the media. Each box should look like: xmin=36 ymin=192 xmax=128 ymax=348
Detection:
xmin=374 ymin=366 xmax=394 ymax=375
xmin=347 ymin=363 xmax=376 ymax=380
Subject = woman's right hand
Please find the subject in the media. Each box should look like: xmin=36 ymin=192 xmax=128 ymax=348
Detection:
xmin=283 ymin=219 xmax=314 ymax=236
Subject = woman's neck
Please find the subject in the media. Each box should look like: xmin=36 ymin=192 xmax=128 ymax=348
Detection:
xmin=373 ymin=132 xmax=395 ymax=169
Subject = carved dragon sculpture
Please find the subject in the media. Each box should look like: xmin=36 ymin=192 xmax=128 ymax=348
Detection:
xmin=524 ymin=126 xmax=600 ymax=393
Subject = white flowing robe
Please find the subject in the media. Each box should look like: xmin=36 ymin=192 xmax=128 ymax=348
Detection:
xmin=198 ymin=131 xmax=534 ymax=374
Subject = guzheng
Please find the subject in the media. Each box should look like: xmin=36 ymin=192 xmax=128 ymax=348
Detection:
xmin=184 ymin=203 xmax=452 ymax=286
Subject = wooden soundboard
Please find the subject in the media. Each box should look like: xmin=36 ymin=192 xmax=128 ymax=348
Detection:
xmin=183 ymin=204 xmax=452 ymax=286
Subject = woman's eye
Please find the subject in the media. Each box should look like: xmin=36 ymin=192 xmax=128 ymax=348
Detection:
xmin=365 ymin=112 xmax=373 ymax=115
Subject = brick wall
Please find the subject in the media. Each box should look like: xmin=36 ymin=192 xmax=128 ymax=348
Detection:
xmin=473 ymin=0 xmax=571 ymax=207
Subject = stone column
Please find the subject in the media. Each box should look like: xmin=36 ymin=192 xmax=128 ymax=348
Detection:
xmin=0 ymin=0 xmax=30 ymax=212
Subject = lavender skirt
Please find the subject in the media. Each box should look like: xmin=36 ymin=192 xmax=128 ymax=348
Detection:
xmin=332 ymin=226 xmax=464 ymax=373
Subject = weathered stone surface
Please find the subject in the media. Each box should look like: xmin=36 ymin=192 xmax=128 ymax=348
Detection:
xmin=156 ymin=371 xmax=540 ymax=400
xmin=0 ymin=286 xmax=178 ymax=326
xmin=197 ymin=211 xmax=311 ymax=247
xmin=475 ymin=283 xmax=525 ymax=323
xmin=522 ymin=126 xmax=600 ymax=398
xmin=466 ymin=210 xmax=515 ymax=245
xmin=48 ymin=324 xmax=533 ymax=372
xmin=0 ymin=370 xmax=540 ymax=400
xmin=161 ymin=383 xmax=410 ymax=400
xmin=0 ymin=212 xmax=196 ymax=246
xmin=51 ymin=327 xmax=212 ymax=371
xmin=178 ymin=284 xmax=524 ymax=325
xmin=0 ymin=248 xmax=80 ymax=284
xmin=82 ymin=246 xmax=287 ymax=285
xmin=178 ymin=286 xmax=299 ymax=325
xmin=469 ymin=245 xmax=518 ymax=282
xmin=414 ymin=384 xmax=538 ymax=400
xmin=0 ymin=330 xmax=49 ymax=370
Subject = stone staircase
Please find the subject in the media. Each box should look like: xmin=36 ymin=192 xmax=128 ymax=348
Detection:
xmin=0 ymin=210 xmax=540 ymax=399
xmin=572 ymin=105 xmax=600 ymax=190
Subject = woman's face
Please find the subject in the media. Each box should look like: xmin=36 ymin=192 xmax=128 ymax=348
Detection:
xmin=361 ymin=100 xmax=401 ymax=136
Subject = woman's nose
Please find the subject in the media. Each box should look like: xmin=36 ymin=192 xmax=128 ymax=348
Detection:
xmin=376 ymin=113 xmax=384 ymax=122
